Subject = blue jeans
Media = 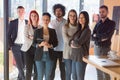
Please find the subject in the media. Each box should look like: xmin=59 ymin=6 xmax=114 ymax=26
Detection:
xmin=94 ymin=45 xmax=110 ymax=80
xmin=72 ymin=60 xmax=87 ymax=80
xmin=35 ymin=51 xmax=53 ymax=80
xmin=64 ymin=59 xmax=72 ymax=80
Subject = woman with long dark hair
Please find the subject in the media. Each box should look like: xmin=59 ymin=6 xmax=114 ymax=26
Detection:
xmin=69 ymin=11 xmax=91 ymax=80
xmin=62 ymin=9 xmax=78 ymax=80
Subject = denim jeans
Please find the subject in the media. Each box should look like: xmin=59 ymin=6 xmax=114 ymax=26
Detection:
xmin=72 ymin=60 xmax=87 ymax=80
xmin=94 ymin=45 xmax=110 ymax=80
xmin=64 ymin=59 xmax=72 ymax=80
xmin=35 ymin=51 xmax=53 ymax=80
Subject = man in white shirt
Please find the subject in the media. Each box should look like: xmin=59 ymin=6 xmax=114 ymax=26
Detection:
xmin=50 ymin=4 xmax=66 ymax=80
xmin=8 ymin=6 xmax=28 ymax=80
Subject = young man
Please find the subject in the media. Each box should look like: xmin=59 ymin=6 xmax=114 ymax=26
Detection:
xmin=8 ymin=6 xmax=28 ymax=80
xmin=92 ymin=5 xmax=115 ymax=80
xmin=50 ymin=4 xmax=66 ymax=80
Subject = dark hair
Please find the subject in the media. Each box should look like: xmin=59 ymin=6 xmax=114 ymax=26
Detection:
xmin=100 ymin=5 xmax=108 ymax=11
xmin=70 ymin=11 xmax=89 ymax=41
xmin=42 ymin=12 xmax=51 ymax=20
xmin=29 ymin=10 xmax=39 ymax=25
xmin=53 ymin=4 xmax=66 ymax=16
xmin=78 ymin=11 xmax=89 ymax=30
xmin=17 ymin=6 xmax=24 ymax=9
xmin=65 ymin=9 xmax=77 ymax=27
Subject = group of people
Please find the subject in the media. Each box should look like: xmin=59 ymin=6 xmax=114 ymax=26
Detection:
xmin=8 ymin=3 xmax=115 ymax=80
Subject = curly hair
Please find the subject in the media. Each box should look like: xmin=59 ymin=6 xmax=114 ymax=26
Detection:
xmin=53 ymin=4 xmax=66 ymax=16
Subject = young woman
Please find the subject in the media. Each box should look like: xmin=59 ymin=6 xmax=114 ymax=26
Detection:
xmin=33 ymin=12 xmax=58 ymax=80
xmin=21 ymin=10 xmax=41 ymax=80
xmin=70 ymin=11 xmax=91 ymax=80
xmin=62 ymin=9 xmax=78 ymax=80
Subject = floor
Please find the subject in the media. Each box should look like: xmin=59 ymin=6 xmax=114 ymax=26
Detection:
xmin=53 ymin=64 xmax=97 ymax=80
xmin=1 ymin=64 xmax=97 ymax=80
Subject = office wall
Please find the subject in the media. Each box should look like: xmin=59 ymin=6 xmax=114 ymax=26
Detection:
xmin=104 ymin=0 xmax=120 ymax=19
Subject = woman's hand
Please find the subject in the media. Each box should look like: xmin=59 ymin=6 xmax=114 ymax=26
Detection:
xmin=71 ymin=44 xmax=78 ymax=48
xmin=38 ymin=41 xmax=52 ymax=48
xmin=70 ymin=40 xmax=80 ymax=48
xmin=44 ymin=42 xmax=53 ymax=48
xmin=38 ymin=41 xmax=45 ymax=47
xmin=28 ymin=35 xmax=33 ymax=40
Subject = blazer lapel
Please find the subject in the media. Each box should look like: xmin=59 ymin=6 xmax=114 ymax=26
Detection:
xmin=40 ymin=27 xmax=43 ymax=39
xmin=48 ymin=28 xmax=52 ymax=43
xmin=15 ymin=19 xmax=19 ymax=36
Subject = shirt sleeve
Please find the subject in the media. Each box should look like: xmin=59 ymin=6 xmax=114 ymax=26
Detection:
xmin=96 ymin=21 xmax=115 ymax=42
xmin=72 ymin=29 xmax=91 ymax=47
xmin=62 ymin=26 xmax=71 ymax=43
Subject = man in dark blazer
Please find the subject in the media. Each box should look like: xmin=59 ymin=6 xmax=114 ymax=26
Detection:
xmin=8 ymin=6 xmax=28 ymax=80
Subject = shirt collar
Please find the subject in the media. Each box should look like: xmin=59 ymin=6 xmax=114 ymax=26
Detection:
xmin=55 ymin=18 xmax=65 ymax=23
xmin=100 ymin=18 xmax=109 ymax=23
xmin=18 ymin=18 xmax=25 ymax=22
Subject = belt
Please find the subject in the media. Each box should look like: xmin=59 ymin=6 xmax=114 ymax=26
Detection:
xmin=14 ymin=43 xmax=23 ymax=46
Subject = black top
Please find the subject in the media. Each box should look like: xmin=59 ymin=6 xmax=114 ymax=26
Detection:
xmin=92 ymin=18 xmax=115 ymax=47
xmin=32 ymin=25 xmax=38 ymax=30
xmin=33 ymin=27 xmax=58 ymax=61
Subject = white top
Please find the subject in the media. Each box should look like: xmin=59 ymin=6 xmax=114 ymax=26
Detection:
xmin=43 ymin=34 xmax=49 ymax=51
xmin=49 ymin=18 xmax=66 ymax=51
xmin=15 ymin=19 xmax=26 ymax=44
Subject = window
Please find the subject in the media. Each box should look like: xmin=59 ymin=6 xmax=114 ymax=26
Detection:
xmin=10 ymin=0 xmax=43 ymax=19
xmin=47 ymin=0 xmax=80 ymax=19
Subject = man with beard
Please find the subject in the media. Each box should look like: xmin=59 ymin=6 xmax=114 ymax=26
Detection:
xmin=50 ymin=4 xmax=66 ymax=80
xmin=92 ymin=5 xmax=115 ymax=80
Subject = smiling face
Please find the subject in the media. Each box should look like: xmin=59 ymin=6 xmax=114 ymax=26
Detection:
xmin=69 ymin=11 xmax=77 ymax=25
xmin=42 ymin=15 xmax=50 ymax=27
xmin=30 ymin=13 xmax=38 ymax=23
xmin=79 ymin=13 xmax=86 ymax=26
xmin=55 ymin=8 xmax=63 ymax=18
xmin=17 ymin=8 xmax=25 ymax=18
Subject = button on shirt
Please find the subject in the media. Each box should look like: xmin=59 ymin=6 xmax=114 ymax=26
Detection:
xmin=15 ymin=19 xmax=26 ymax=44
xmin=49 ymin=18 xmax=67 ymax=51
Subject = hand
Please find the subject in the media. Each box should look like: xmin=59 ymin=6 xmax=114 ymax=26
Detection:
xmin=44 ymin=42 xmax=52 ymax=48
xmin=28 ymin=35 xmax=33 ymax=40
xmin=93 ymin=34 xmax=96 ymax=37
xmin=101 ymin=38 xmax=108 ymax=41
xmin=70 ymin=44 xmax=78 ymax=48
xmin=38 ymin=41 xmax=45 ymax=47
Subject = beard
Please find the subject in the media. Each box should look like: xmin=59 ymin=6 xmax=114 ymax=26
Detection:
xmin=100 ymin=15 xmax=107 ymax=19
xmin=56 ymin=14 xmax=63 ymax=18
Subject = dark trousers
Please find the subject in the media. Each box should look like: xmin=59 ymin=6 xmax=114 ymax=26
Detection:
xmin=50 ymin=51 xmax=65 ymax=80
xmin=12 ymin=44 xmax=25 ymax=80
xmin=25 ymin=46 xmax=37 ymax=80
